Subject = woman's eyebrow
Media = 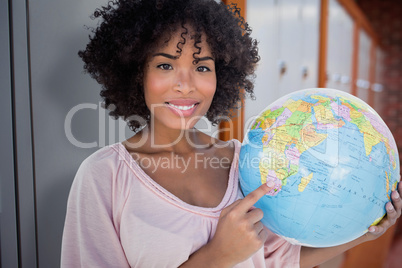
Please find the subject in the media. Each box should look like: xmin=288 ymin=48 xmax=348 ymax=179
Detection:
xmin=198 ymin=56 xmax=215 ymax=62
xmin=152 ymin=53 xmax=214 ymax=62
xmin=152 ymin=53 xmax=179 ymax=59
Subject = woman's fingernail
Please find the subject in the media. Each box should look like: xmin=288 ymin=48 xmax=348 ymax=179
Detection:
xmin=368 ymin=226 xmax=375 ymax=232
xmin=266 ymin=180 xmax=275 ymax=188
xmin=392 ymin=191 xmax=400 ymax=200
xmin=387 ymin=203 xmax=395 ymax=212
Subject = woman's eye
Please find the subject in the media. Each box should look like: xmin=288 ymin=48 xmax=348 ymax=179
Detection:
xmin=197 ymin=66 xmax=211 ymax=72
xmin=157 ymin=64 xmax=172 ymax=70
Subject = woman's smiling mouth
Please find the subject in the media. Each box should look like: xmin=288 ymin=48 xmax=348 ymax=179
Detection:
xmin=165 ymin=102 xmax=197 ymax=111
xmin=164 ymin=100 xmax=200 ymax=117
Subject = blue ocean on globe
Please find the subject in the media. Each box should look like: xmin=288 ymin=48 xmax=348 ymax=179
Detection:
xmin=239 ymin=88 xmax=400 ymax=247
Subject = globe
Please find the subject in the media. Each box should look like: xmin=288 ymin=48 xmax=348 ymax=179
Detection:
xmin=239 ymin=88 xmax=400 ymax=247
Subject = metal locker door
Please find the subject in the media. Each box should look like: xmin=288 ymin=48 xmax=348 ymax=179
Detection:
xmin=29 ymin=0 xmax=113 ymax=267
xmin=6 ymin=0 xmax=38 ymax=266
xmin=276 ymin=0 xmax=303 ymax=96
xmin=356 ymin=30 xmax=372 ymax=103
xmin=0 ymin=0 xmax=19 ymax=266
xmin=373 ymin=49 xmax=385 ymax=113
xmin=299 ymin=0 xmax=320 ymax=90
xmin=245 ymin=0 xmax=279 ymax=128
xmin=326 ymin=0 xmax=354 ymax=93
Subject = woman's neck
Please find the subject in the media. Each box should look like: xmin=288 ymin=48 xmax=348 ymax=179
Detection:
xmin=148 ymin=124 xmax=199 ymax=153
xmin=125 ymin=124 xmax=215 ymax=155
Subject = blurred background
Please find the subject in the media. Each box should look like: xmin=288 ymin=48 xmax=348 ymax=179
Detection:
xmin=1 ymin=0 xmax=400 ymax=267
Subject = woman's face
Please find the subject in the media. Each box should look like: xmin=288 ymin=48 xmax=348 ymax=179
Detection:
xmin=143 ymin=28 xmax=216 ymax=131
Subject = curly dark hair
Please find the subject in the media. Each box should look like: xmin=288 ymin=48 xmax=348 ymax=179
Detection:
xmin=79 ymin=0 xmax=260 ymax=132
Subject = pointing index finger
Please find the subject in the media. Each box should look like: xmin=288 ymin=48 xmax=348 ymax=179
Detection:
xmin=238 ymin=181 xmax=275 ymax=212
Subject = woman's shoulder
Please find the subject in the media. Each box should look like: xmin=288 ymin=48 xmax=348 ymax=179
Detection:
xmin=75 ymin=143 xmax=131 ymax=181
xmin=80 ymin=143 xmax=121 ymax=167
xmin=70 ymin=143 xmax=137 ymax=199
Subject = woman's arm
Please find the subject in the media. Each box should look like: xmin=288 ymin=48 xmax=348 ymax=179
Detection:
xmin=300 ymin=183 xmax=402 ymax=268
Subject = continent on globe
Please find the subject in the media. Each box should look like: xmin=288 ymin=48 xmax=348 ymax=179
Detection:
xmin=298 ymin=173 xmax=313 ymax=192
xmin=239 ymin=88 xmax=400 ymax=247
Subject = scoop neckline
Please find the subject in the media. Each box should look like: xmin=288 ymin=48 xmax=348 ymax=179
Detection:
xmin=112 ymin=140 xmax=240 ymax=217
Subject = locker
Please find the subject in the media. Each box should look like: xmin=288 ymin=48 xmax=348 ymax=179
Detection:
xmin=245 ymin=0 xmax=320 ymax=131
xmin=0 ymin=0 xmax=19 ymax=266
xmin=326 ymin=0 xmax=354 ymax=93
xmin=299 ymin=0 xmax=321 ymax=90
xmin=3 ymin=0 xmax=116 ymax=267
xmin=276 ymin=0 xmax=304 ymax=96
xmin=356 ymin=29 xmax=372 ymax=103
xmin=373 ymin=49 xmax=385 ymax=115
xmin=276 ymin=0 xmax=320 ymax=95
xmin=245 ymin=0 xmax=279 ymax=127
xmin=6 ymin=0 xmax=38 ymax=266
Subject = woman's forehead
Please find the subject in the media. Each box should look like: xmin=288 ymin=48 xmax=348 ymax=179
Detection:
xmin=156 ymin=28 xmax=211 ymax=53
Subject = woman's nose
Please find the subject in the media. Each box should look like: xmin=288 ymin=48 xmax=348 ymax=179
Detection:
xmin=173 ymin=72 xmax=195 ymax=94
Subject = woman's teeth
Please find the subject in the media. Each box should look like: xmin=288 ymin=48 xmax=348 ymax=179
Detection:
xmin=167 ymin=103 xmax=196 ymax=111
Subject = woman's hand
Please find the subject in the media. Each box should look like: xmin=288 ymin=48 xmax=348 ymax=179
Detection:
xmin=205 ymin=181 xmax=275 ymax=267
xmin=179 ymin=182 xmax=275 ymax=268
xmin=365 ymin=180 xmax=402 ymax=240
